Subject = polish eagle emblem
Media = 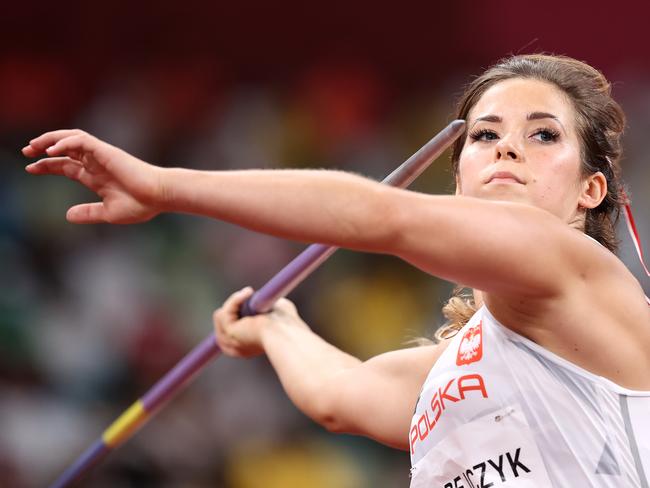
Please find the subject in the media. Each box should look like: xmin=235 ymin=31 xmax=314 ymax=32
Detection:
xmin=456 ymin=320 xmax=483 ymax=366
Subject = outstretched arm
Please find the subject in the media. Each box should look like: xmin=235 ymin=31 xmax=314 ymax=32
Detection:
xmin=22 ymin=129 xmax=609 ymax=299
xmin=22 ymin=130 xmax=398 ymax=248
xmin=214 ymin=288 xmax=448 ymax=450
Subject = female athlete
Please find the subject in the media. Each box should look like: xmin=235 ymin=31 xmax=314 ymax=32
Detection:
xmin=23 ymin=54 xmax=650 ymax=486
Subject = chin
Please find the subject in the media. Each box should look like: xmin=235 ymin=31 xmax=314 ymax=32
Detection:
xmin=475 ymin=185 xmax=529 ymax=203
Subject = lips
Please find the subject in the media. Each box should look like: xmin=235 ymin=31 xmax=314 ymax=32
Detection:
xmin=486 ymin=171 xmax=524 ymax=184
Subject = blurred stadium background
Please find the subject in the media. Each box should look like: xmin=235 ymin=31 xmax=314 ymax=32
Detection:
xmin=1 ymin=2 xmax=648 ymax=486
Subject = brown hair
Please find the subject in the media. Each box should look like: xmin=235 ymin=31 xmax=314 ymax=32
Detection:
xmin=436 ymin=54 xmax=627 ymax=341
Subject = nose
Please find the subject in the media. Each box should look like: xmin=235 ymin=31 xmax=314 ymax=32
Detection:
xmin=494 ymin=139 xmax=521 ymax=162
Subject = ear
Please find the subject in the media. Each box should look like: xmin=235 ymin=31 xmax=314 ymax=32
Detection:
xmin=577 ymin=171 xmax=607 ymax=210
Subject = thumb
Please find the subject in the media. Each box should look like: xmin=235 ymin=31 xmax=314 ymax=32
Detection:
xmin=66 ymin=202 xmax=107 ymax=224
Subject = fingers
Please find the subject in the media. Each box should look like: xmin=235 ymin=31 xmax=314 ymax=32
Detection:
xmin=24 ymin=130 xmax=106 ymax=181
xmin=213 ymin=311 xmax=242 ymax=355
xmin=25 ymin=157 xmax=101 ymax=190
xmin=223 ymin=286 xmax=255 ymax=318
xmin=213 ymin=287 xmax=255 ymax=355
xmin=66 ymin=202 xmax=108 ymax=224
xmin=45 ymin=133 xmax=99 ymax=158
xmin=26 ymin=157 xmax=105 ymax=220
xmin=23 ymin=131 xmax=106 ymax=176
xmin=22 ymin=129 xmax=88 ymax=157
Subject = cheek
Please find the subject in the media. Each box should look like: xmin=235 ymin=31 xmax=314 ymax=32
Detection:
xmin=456 ymin=150 xmax=485 ymax=190
xmin=530 ymin=152 xmax=583 ymax=204
xmin=542 ymin=147 xmax=582 ymax=183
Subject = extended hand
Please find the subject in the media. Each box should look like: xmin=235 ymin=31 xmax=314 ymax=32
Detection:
xmin=23 ymin=129 xmax=166 ymax=224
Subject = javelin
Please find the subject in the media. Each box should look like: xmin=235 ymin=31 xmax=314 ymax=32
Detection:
xmin=49 ymin=119 xmax=466 ymax=488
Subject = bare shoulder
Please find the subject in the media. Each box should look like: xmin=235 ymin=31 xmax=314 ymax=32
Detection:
xmin=588 ymin=251 xmax=650 ymax=367
xmin=487 ymin=237 xmax=650 ymax=389
xmin=573 ymin=237 xmax=649 ymax=342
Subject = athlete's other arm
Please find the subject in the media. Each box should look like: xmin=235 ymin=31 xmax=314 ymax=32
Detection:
xmin=213 ymin=288 xmax=449 ymax=450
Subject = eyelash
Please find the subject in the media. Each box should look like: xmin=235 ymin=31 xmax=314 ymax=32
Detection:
xmin=469 ymin=127 xmax=561 ymax=143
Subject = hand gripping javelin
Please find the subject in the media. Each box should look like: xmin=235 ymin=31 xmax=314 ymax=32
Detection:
xmin=49 ymin=119 xmax=466 ymax=488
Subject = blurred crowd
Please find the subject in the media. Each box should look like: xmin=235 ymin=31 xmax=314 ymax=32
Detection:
xmin=0 ymin=54 xmax=648 ymax=487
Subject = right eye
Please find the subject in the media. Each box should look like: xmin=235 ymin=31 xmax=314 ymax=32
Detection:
xmin=469 ymin=129 xmax=499 ymax=142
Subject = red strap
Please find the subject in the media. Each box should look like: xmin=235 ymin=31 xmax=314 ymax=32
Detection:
xmin=621 ymin=196 xmax=650 ymax=305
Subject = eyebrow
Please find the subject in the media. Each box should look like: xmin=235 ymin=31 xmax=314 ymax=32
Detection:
xmin=527 ymin=111 xmax=567 ymax=133
xmin=527 ymin=111 xmax=560 ymax=123
xmin=472 ymin=114 xmax=502 ymax=126
xmin=471 ymin=112 xmax=566 ymax=132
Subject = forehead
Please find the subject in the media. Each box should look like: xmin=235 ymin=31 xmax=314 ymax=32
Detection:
xmin=468 ymin=78 xmax=575 ymax=126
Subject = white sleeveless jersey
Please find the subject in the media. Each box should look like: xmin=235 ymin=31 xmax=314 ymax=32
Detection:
xmin=409 ymin=305 xmax=650 ymax=487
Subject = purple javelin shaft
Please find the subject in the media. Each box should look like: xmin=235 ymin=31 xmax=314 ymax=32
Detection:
xmin=49 ymin=337 xmax=221 ymax=488
xmin=49 ymin=119 xmax=465 ymax=487
xmin=240 ymin=118 xmax=466 ymax=315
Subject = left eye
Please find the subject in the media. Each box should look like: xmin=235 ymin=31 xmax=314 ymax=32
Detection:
xmin=532 ymin=129 xmax=559 ymax=143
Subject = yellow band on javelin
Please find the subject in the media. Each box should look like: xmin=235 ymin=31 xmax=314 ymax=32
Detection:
xmin=102 ymin=400 xmax=148 ymax=448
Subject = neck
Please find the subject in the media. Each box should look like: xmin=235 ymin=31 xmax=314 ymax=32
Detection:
xmin=568 ymin=207 xmax=586 ymax=231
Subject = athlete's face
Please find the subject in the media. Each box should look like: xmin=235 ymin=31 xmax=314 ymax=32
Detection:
xmin=456 ymin=78 xmax=606 ymax=224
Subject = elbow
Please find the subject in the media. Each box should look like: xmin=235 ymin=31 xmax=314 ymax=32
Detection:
xmin=304 ymin=380 xmax=357 ymax=434
xmin=319 ymin=413 xmax=348 ymax=434
xmin=308 ymin=395 xmax=349 ymax=433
